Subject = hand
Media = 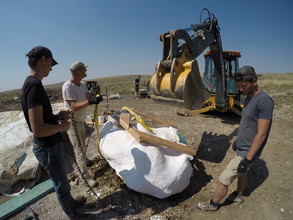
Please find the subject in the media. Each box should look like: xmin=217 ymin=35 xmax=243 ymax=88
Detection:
xmin=88 ymin=94 xmax=103 ymax=105
xmin=59 ymin=120 xmax=70 ymax=132
xmin=237 ymin=157 xmax=252 ymax=174
xmin=57 ymin=110 xmax=71 ymax=121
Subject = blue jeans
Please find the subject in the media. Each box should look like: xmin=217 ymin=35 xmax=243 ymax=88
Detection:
xmin=33 ymin=143 xmax=78 ymax=219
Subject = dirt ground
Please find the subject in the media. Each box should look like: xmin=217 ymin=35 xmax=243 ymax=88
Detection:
xmin=2 ymin=94 xmax=293 ymax=220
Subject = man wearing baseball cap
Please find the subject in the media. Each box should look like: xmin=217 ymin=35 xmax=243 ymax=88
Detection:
xmin=62 ymin=61 xmax=103 ymax=188
xmin=196 ymin=66 xmax=274 ymax=211
xmin=21 ymin=46 xmax=85 ymax=219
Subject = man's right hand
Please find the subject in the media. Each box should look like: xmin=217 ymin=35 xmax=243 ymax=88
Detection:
xmin=237 ymin=157 xmax=252 ymax=174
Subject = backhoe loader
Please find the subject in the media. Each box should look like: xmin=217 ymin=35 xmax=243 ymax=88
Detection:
xmin=149 ymin=8 xmax=243 ymax=116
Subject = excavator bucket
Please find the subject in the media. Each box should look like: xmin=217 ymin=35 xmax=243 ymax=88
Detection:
xmin=150 ymin=59 xmax=210 ymax=110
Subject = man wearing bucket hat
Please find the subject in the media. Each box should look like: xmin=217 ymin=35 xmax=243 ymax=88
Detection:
xmin=62 ymin=61 xmax=103 ymax=188
xmin=21 ymin=46 xmax=86 ymax=219
xmin=196 ymin=66 xmax=274 ymax=211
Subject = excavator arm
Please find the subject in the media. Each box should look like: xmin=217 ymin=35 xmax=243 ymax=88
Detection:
xmin=150 ymin=8 xmax=228 ymax=111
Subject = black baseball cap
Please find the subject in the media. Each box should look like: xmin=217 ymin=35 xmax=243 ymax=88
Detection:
xmin=236 ymin=66 xmax=257 ymax=77
xmin=26 ymin=46 xmax=58 ymax=66
xmin=235 ymin=66 xmax=257 ymax=81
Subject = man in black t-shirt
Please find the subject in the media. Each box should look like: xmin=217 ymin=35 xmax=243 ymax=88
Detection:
xmin=21 ymin=46 xmax=84 ymax=220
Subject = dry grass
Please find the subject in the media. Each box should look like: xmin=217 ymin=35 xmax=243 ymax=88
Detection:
xmin=1 ymin=73 xmax=292 ymax=110
xmin=91 ymin=75 xmax=151 ymax=95
xmin=257 ymin=73 xmax=293 ymax=111
xmin=41 ymin=75 xmax=151 ymax=96
xmin=258 ymin=73 xmax=293 ymax=91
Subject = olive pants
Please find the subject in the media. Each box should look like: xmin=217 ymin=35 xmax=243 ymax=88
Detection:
xmin=67 ymin=121 xmax=90 ymax=177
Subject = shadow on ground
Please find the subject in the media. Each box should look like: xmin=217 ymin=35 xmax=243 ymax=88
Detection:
xmin=195 ymin=129 xmax=237 ymax=163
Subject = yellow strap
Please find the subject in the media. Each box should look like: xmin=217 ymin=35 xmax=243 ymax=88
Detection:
xmin=93 ymin=104 xmax=101 ymax=153
xmin=122 ymin=106 xmax=153 ymax=133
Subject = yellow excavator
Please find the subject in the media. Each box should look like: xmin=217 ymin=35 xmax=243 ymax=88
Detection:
xmin=149 ymin=8 xmax=243 ymax=116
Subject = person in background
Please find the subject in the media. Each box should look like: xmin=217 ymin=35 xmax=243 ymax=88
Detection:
xmin=21 ymin=46 xmax=85 ymax=220
xmin=62 ymin=61 xmax=103 ymax=188
xmin=134 ymin=75 xmax=141 ymax=98
xmin=196 ymin=66 xmax=274 ymax=211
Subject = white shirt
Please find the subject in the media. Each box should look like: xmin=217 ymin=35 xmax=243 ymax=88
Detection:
xmin=62 ymin=80 xmax=88 ymax=122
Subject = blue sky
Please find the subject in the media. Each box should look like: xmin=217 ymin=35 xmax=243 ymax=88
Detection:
xmin=0 ymin=0 xmax=292 ymax=92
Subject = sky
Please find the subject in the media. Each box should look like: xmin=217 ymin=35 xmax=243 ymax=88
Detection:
xmin=0 ymin=0 xmax=292 ymax=92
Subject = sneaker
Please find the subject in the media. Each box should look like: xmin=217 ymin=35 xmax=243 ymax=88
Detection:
xmin=226 ymin=191 xmax=244 ymax=204
xmin=74 ymin=195 xmax=87 ymax=207
xmin=196 ymin=200 xmax=219 ymax=211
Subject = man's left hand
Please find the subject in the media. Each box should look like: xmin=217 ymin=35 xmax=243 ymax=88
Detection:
xmin=88 ymin=94 xmax=103 ymax=105
xmin=237 ymin=158 xmax=252 ymax=174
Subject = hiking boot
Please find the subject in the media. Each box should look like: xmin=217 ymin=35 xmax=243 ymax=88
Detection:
xmin=196 ymin=200 xmax=219 ymax=211
xmin=226 ymin=191 xmax=244 ymax=204
xmin=74 ymin=195 xmax=87 ymax=207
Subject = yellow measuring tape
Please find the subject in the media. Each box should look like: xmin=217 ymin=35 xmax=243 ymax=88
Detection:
xmin=122 ymin=106 xmax=153 ymax=133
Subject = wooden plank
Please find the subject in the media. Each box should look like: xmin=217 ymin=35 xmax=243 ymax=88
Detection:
xmin=126 ymin=127 xmax=143 ymax=142
xmin=122 ymin=106 xmax=153 ymax=132
xmin=119 ymin=115 xmax=142 ymax=142
xmin=119 ymin=113 xmax=130 ymax=129
xmin=0 ymin=179 xmax=54 ymax=220
xmin=119 ymin=114 xmax=195 ymax=156
xmin=133 ymin=128 xmax=195 ymax=156
xmin=127 ymin=107 xmax=178 ymax=128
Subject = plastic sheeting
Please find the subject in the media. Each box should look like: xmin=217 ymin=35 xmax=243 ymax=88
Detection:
xmin=0 ymin=103 xmax=64 ymax=195
xmin=100 ymin=119 xmax=193 ymax=199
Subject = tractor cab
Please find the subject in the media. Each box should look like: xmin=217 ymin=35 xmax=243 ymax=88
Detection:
xmin=203 ymin=51 xmax=241 ymax=95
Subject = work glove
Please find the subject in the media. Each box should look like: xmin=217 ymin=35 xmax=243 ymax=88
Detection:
xmin=88 ymin=94 xmax=103 ymax=105
xmin=237 ymin=157 xmax=252 ymax=174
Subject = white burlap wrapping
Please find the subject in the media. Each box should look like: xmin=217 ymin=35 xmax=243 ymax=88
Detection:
xmin=99 ymin=120 xmax=193 ymax=199
xmin=0 ymin=103 xmax=64 ymax=195
xmin=0 ymin=111 xmax=39 ymax=195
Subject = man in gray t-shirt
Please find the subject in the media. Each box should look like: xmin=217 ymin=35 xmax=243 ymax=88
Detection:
xmin=197 ymin=66 xmax=274 ymax=211
xmin=236 ymin=90 xmax=274 ymax=160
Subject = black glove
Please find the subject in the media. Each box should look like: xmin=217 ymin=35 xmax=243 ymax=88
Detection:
xmin=237 ymin=157 xmax=252 ymax=174
xmin=88 ymin=94 xmax=103 ymax=105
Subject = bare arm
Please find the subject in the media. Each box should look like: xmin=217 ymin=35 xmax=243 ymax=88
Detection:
xmin=245 ymin=118 xmax=272 ymax=160
xmin=66 ymin=100 xmax=90 ymax=112
xmin=29 ymin=105 xmax=70 ymax=137
xmin=66 ymin=91 xmax=94 ymax=112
